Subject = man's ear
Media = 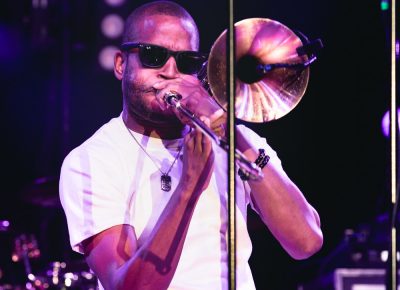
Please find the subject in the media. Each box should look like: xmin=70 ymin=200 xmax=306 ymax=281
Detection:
xmin=114 ymin=51 xmax=124 ymax=80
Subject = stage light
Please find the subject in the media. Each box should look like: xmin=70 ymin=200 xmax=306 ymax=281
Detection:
xmin=0 ymin=220 xmax=10 ymax=229
xmin=380 ymin=0 xmax=389 ymax=11
xmin=32 ymin=0 xmax=48 ymax=9
xmin=381 ymin=0 xmax=389 ymax=11
xmin=101 ymin=14 xmax=124 ymax=39
xmin=104 ymin=0 xmax=125 ymax=7
xmin=98 ymin=45 xmax=118 ymax=71
xmin=98 ymin=1 xmax=127 ymax=71
xmin=381 ymin=108 xmax=400 ymax=138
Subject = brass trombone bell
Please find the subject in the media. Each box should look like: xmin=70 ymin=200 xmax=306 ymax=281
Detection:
xmin=207 ymin=18 xmax=311 ymax=123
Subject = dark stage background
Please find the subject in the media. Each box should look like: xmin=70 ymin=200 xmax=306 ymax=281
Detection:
xmin=0 ymin=0 xmax=393 ymax=289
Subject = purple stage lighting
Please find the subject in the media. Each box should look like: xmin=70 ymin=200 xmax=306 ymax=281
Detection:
xmin=98 ymin=45 xmax=118 ymax=71
xmin=0 ymin=220 xmax=10 ymax=231
xmin=104 ymin=0 xmax=125 ymax=7
xmin=101 ymin=14 xmax=124 ymax=39
xmin=381 ymin=109 xmax=400 ymax=138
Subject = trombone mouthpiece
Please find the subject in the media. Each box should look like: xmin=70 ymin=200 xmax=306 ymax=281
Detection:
xmin=164 ymin=91 xmax=182 ymax=106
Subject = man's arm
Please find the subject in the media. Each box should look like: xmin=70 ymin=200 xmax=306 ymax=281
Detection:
xmin=159 ymin=86 xmax=322 ymax=259
xmin=82 ymin=126 xmax=214 ymax=290
xmin=236 ymin=128 xmax=323 ymax=260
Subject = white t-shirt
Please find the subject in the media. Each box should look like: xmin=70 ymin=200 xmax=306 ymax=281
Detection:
xmin=59 ymin=114 xmax=282 ymax=290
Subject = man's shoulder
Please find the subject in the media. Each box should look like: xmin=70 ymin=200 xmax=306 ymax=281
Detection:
xmin=237 ymin=123 xmax=261 ymax=138
xmin=64 ymin=115 xmax=125 ymax=163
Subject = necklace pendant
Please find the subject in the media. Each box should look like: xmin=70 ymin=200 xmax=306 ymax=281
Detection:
xmin=161 ymin=174 xmax=172 ymax=192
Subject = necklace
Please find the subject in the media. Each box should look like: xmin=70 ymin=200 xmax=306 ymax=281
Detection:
xmin=125 ymin=126 xmax=182 ymax=192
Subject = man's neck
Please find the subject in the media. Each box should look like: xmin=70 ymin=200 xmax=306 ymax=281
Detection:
xmin=122 ymin=110 xmax=189 ymax=140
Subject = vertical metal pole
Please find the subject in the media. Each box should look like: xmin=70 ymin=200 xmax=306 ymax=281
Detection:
xmin=227 ymin=0 xmax=236 ymax=289
xmin=389 ymin=0 xmax=398 ymax=288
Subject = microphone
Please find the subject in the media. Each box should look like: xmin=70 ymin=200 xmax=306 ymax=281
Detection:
xmin=296 ymin=38 xmax=323 ymax=57
xmin=236 ymin=38 xmax=324 ymax=84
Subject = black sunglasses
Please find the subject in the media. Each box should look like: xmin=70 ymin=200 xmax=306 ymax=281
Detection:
xmin=120 ymin=42 xmax=208 ymax=75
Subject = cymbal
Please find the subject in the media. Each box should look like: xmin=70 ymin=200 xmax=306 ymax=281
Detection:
xmin=207 ymin=18 xmax=310 ymax=122
xmin=20 ymin=176 xmax=60 ymax=208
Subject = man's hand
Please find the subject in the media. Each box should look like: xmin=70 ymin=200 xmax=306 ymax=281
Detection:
xmin=179 ymin=116 xmax=215 ymax=194
xmin=153 ymin=77 xmax=226 ymax=138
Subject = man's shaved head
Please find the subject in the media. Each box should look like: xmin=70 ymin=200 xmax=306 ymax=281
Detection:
xmin=122 ymin=1 xmax=200 ymax=50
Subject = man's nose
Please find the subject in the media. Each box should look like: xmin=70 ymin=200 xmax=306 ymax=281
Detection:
xmin=159 ymin=56 xmax=180 ymax=79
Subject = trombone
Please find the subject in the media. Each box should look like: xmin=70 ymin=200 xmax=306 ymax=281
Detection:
xmin=164 ymin=91 xmax=262 ymax=180
xmin=165 ymin=17 xmax=323 ymax=179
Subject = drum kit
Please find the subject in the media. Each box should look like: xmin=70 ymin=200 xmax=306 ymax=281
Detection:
xmin=0 ymin=176 xmax=97 ymax=290
xmin=1 ymin=16 xmax=323 ymax=289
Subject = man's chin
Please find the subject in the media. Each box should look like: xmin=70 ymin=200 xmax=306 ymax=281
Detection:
xmin=150 ymin=112 xmax=181 ymax=125
xmin=131 ymin=108 xmax=183 ymax=127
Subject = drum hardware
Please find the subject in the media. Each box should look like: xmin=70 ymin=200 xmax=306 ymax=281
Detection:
xmin=12 ymin=234 xmax=41 ymax=281
xmin=3 ymin=260 xmax=98 ymax=290
xmin=33 ymin=261 xmax=97 ymax=289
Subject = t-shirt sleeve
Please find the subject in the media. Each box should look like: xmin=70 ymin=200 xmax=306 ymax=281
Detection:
xmin=59 ymin=145 xmax=131 ymax=254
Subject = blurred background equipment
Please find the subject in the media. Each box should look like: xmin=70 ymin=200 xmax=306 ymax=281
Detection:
xmin=20 ymin=176 xmax=60 ymax=209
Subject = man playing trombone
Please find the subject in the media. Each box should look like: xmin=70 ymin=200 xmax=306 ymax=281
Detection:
xmin=59 ymin=1 xmax=323 ymax=289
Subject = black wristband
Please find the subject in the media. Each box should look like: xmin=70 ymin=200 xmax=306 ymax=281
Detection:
xmin=254 ymin=149 xmax=266 ymax=165
xmin=257 ymin=154 xmax=270 ymax=169
xmin=238 ymin=148 xmax=270 ymax=181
